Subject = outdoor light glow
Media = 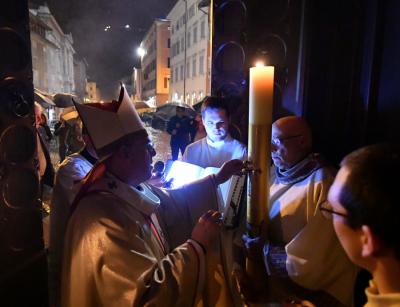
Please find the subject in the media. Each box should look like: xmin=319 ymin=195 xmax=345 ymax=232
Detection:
xmin=137 ymin=47 xmax=146 ymax=58
xmin=125 ymin=24 xmax=130 ymax=29
xmin=104 ymin=25 xmax=111 ymax=32
xmin=255 ymin=61 xmax=265 ymax=68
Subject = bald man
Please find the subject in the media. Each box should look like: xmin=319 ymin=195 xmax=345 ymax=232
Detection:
xmin=241 ymin=116 xmax=358 ymax=306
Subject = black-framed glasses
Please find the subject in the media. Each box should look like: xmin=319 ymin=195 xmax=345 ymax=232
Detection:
xmin=271 ymin=134 xmax=302 ymax=147
xmin=319 ymin=201 xmax=348 ymax=218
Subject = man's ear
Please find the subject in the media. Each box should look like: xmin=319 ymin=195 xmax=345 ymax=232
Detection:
xmin=361 ymin=225 xmax=382 ymax=258
xmin=118 ymin=144 xmax=131 ymax=159
xmin=299 ymin=134 xmax=312 ymax=153
xmin=297 ymin=135 xmax=307 ymax=151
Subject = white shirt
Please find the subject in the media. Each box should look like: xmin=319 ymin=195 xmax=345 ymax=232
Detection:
xmin=183 ymin=134 xmax=247 ymax=168
xmin=365 ymin=280 xmax=400 ymax=307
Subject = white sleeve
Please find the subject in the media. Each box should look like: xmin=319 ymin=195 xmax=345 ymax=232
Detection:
xmin=153 ymin=175 xmax=219 ymax=249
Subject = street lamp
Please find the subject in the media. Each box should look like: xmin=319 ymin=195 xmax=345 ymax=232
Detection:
xmin=136 ymin=46 xmax=146 ymax=58
xmin=135 ymin=47 xmax=146 ymax=102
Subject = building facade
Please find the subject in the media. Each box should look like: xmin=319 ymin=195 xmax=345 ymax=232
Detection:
xmin=29 ymin=11 xmax=52 ymax=93
xmin=86 ymin=81 xmax=99 ymax=102
xmin=132 ymin=67 xmax=144 ymax=102
xmin=167 ymin=0 xmax=211 ymax=105
xmin=29 ymin=4 xmax=75 ymax=95
xmin=120 ymin=74 xmax=133 ymax=99
xmin=139 ymin=19 xmax=171 ymax=107
xmin=74 ymin=56 xmax=88 ymax=101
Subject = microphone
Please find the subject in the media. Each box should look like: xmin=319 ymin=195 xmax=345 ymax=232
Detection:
xmin=153 ymin=161 xmax=165 ymax=177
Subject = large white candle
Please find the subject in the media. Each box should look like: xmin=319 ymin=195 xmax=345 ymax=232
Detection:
xmin=247 ymin=64 xmax=274 ymax=230
xmin=246 ymin=63 xmax=274 ymax=286
xmin=249 ymin=65 xmax=274 ymax=125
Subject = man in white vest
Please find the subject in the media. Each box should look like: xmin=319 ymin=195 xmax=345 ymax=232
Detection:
xmin=61 ymin=85 xmax=244 ymax=307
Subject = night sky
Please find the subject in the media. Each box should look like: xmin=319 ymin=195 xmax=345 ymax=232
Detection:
xmin=31 ymin=0 xmax=176 ymax=99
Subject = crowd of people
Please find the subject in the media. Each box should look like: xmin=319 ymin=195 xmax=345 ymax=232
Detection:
xmin=36 ymin=85 xmax=399 ymax=307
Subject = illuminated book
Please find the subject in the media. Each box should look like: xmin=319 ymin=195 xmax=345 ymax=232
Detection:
xmin=164 ymin=160 xmax=245 ymax=227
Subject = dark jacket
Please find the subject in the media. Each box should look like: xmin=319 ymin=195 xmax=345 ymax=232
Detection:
xmin=167 ymin=115 xmax=191 ymax=143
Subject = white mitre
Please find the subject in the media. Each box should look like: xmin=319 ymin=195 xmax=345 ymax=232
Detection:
xmin=74 ymin=84 xmax=147 ymax=158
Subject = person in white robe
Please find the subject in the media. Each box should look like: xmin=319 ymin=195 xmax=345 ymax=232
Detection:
xmin=182 ymin=96 xmax=247 ymax=306
xmin=49 ymin=122 xmax=97 ymax=307
xmin=61 ymin=85 xmax=244 ymax=307
xmin=239 ymin=116 xmax=358 ymax=306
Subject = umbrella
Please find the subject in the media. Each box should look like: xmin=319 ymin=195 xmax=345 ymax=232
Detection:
xmin=150 ymin=102 xmax=196 ymax=131
xmin=155 ymin=102 xmax=196 ymax=119
xmin=193 ymin=100 xmax=203 ymax=113
xmin=60 ymin=106 xmax=79 ymax=125
xmin=52 ymin=93 xmax=77 ymax=108
xmin=34 ymin=88 xmax=55 ymax=108
xmin=134 ymin=100 xmax=152 ymax=109
xmin=135 ymin=101 xmax=155 ymax=114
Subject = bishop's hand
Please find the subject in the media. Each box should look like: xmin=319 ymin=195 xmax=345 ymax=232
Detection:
xmin=214 ymin=159 xmax=244 ymax=185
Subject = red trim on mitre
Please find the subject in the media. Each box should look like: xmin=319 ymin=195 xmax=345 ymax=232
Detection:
xmin=83 ymin=86 xmax=125 ymax=112
xmin=84 ymin=100 xmax=120 ymax=112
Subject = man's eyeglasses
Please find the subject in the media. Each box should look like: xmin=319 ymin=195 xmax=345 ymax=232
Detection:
xmin=319 ymin=201 xmax=348 ymax=218
xmin=271 ymin=134 xmax=302 ymax=147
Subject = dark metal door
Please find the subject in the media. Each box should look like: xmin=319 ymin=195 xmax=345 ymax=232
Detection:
xmin=0 ymin=1 xmax=48 ymax=306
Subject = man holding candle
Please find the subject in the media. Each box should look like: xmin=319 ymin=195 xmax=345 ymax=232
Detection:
xmin=240 ymin=116 xmax=358 ymax=306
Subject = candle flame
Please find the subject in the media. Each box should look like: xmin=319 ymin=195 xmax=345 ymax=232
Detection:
xmin=255 ymin=62 xmax=265 ymax=68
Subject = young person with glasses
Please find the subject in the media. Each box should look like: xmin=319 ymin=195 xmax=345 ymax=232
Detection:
xmin=327 ymin=144 xmax=400 ymax=307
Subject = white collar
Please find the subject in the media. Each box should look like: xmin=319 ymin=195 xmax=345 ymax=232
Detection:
xmin=365 ymin=280 xmax=400 ymax=306
xmin=89 ymin=172 xmax=160 ymax=216
xmin=206 ymin=134 xmax=232 ymax=149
